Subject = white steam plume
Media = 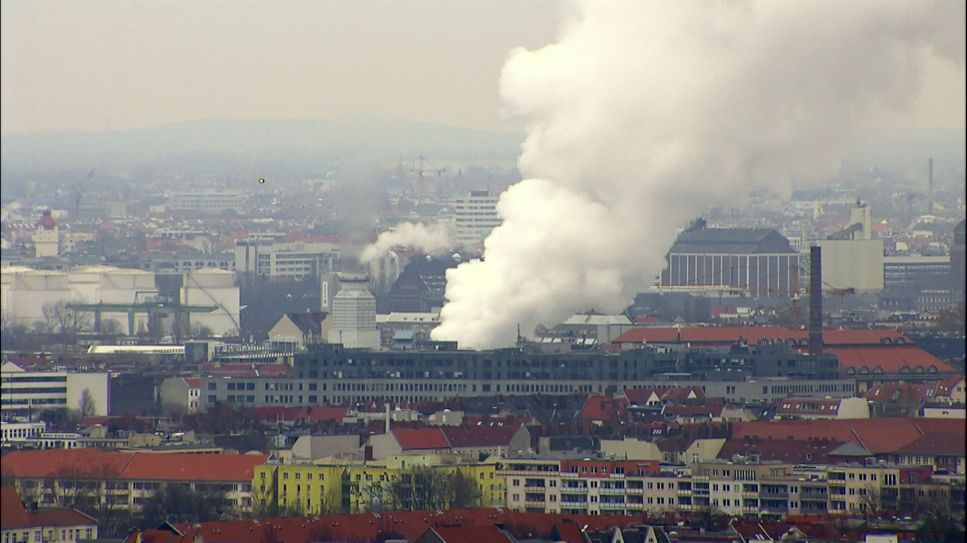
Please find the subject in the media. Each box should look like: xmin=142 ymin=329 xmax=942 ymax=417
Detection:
xmin=433 ymin=1 xmax=965 ymax=349
xmin=361 ymin=222 xmax=453 ymax=263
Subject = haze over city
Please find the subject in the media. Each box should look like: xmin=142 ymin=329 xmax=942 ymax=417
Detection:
xmin=1 ymin=2 xmax=965 ymax=543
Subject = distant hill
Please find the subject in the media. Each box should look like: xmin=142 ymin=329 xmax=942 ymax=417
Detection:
xmin=0 ymin=118 xmax=525 ymax=173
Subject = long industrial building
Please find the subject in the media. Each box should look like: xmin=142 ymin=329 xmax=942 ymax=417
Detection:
xmin=200 ymin=343 xmax=853 ymax=409
xmin=0 ymin=265 xmax=240 ymax=337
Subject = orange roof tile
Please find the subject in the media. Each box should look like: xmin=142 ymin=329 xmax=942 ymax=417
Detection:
xmin=392 ymin=428 xmax=450 ymax=450
xmin=1 ymin=449 xmax=267 ymax=482
xmin=0 ymin=486 xmax=31 ymax=529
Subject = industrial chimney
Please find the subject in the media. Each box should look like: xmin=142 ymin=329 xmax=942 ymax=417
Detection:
xmin=928 ymin=158 xmax=934 ymax=214
xmin=808 ymin=246 xmax=823 ymax=355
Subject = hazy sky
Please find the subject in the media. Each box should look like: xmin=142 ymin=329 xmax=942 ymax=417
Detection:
xmin=1 ymin=0 xmax=963 ymax=136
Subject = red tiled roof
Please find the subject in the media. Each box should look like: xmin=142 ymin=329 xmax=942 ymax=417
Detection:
xmin=28 ymin=509 xmax=97 ymax=528
xmin=829 ymin=346 xmax=954 ymax=373
xmin=127 ymin=509 xmax=648 ymax=543
xmin=578 ymin=395 xmax=629 ymax=423
xmin=776 ymin=398 xmax=843 ymax=415
xmin=893 ymin=433 xmax=966 ymax=457
xmin=1 ymin=486 xmax=96 ymax=530
xmin=392 ymin=428 xmax=449 ymax=450
xmin=1 ymin=486 xmax=31 ymax=529
xmin=426 ymin=525 xmax=514 ymax=543
xmin=717 ymin=437 xmax=846 ymax=464
xmin=1 ymin=449 xmax=267 ymax=482
xmin=731 ymin=418 xmax=964 ymax=454
xmin=936 ymin=375 xmax=965 ymax=396
xmin=441 ymin=425 xmax=521 ymax=448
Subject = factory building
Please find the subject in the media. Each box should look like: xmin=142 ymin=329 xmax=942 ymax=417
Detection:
xmin=327 ymin=273 xmax=379 ymax=349
xmin=200 ymin=343 xmax=849 ymax=409
xmin=0 ymin=266 xmax=239 ymax=337
xmin=659 ymin=219 xmax=800 ymax=297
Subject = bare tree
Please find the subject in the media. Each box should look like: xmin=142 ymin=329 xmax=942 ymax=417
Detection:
xmin=100 ymin=318 xmax=123 ymax=336
xmin=42 ymin=300 xmax=91 ymax=341
xmin=79 ymin=389 xmax=97 ymax=417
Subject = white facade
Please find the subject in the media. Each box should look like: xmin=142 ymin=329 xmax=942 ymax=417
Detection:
xmin=817 ymin=239 xmax=884 ymax=291
xmin=181 ymin=268 xmax=241 ymax=336
xmin=0 ymin=265 xmax=157 ymax=335
xmin=167 ymin=190 xmax=246 ymax=212
xmin=1 ymin=421 xmax=46 ymax=444
xmin=33 ymin=225 xmax=60 ymax=257
xmin=0 ymin=362 xmax=109 ymax=417
xmin=328 ymin=275 xmax=379 ymax=349
xmin=452 ymin=190 xmax=501 ymax=248
xmin=235 ymin=241 xmax=341 ymax=280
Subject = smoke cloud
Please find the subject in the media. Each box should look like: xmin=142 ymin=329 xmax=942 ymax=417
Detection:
xmin=433 ymin=1 xmax=965 ymax=349
xmin=360 ymin=222 xmax=453 ymax=263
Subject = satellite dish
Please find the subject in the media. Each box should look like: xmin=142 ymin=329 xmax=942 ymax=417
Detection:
xmin=452 ymin=253 xmax=462 ymax=263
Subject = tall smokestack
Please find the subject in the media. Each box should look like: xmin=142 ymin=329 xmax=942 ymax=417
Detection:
xmin=809 ymin=245 xmax=823 ymax=355
xmin=384 ymin=403 xmax=391 ymax=434
xmin=928 ymin=158 xmax=934 ymax=214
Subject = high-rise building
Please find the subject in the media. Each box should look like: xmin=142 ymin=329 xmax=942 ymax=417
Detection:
xmin=327 ymin=273 xmax=379 ymax=349
xmin=452 ymin=190 xmax=501 ymax=248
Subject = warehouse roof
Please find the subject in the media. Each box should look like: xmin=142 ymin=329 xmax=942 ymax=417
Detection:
xmin=669 ymin=224 xmax=795 ymax=255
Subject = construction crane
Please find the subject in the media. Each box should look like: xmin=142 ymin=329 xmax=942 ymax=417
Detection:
xmin=408 ymin=155 xmax=446 ymax=197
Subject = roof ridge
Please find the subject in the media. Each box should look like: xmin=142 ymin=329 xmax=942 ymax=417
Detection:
xmin=849 ymin=427 xmax=867 ymax=450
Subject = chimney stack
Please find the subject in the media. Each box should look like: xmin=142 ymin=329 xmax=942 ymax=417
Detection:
xmin=928 ymin=158 xmax=934 ymax=214
xmin=385 ymin=403 xmax=391 ymax=434
xmin=808 ymin=246 xmax=823 ymax=355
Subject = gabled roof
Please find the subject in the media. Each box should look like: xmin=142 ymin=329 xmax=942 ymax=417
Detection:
xmin=578 ymin=395 xmax=629 ymax=423
xmin=126 ymin=509 xmax=646 ymax=543
xmin=392 ymin=428 xmax=450 ymax=450
xmin=282 ymin=312 xmax=327 ymax=336
xmin=717 ymin=437 xmax=845 ymax=464
xmin=28 ymin=509 xmax=97 ymax=528
xmin=731 ymin=418 xmax=964 ymax=454
xmin=1 ymin=486 xmax=96 ymax=530
xmin=441 ymin=425 xmax=522 ymax=448
xmin=0 ymin=486 xmax=31 ymax=529
xmin=893 ymin=433 xmax=966 ymax=457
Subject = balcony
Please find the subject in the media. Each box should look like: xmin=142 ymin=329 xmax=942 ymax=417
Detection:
xmin=599 ymin=487 xmax=626 ymax=495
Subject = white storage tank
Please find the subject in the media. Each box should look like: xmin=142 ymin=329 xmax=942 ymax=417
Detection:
xmin=181 ymin=268 xmax=240 ymax=337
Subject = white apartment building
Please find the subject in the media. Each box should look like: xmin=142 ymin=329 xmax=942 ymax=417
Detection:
xmin=452 ymin=190 xmax=501 ymax=248
xmin=0 ymin=363 xmax=110 ymax=417
xmin=166 ymin=190 xmax=247 ymax=213
xmin=235 ymin=240 xmax=341 ymax=280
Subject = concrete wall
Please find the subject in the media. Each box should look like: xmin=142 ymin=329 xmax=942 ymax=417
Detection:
xmin=818 ymin=239 xmax=884 ymax=291
xmin=836 ymin=397 xmax=871 ymax=419
xmin=600 ymin=437 xmax=661 ymax=461
xmin=66 ymin=373 xmax=110 ymax=416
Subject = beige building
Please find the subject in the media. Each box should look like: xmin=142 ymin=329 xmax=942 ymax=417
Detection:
xmin=817 ymin=239 xmax=884 ymax=292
